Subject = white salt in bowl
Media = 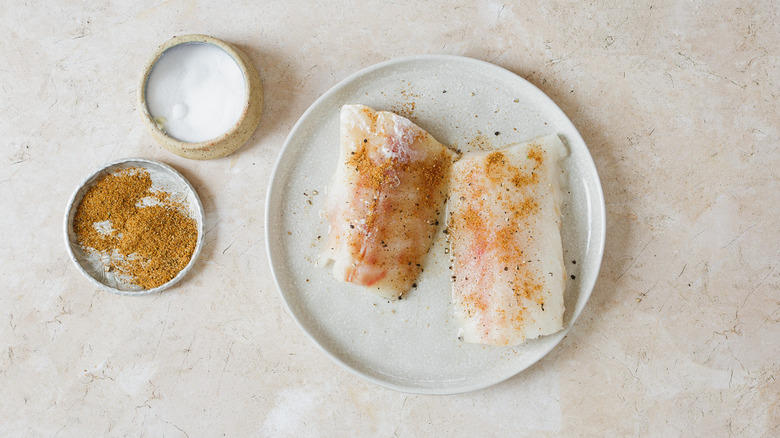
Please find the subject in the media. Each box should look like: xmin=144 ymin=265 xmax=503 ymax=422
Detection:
xmin=138 ymin=34 xmax=263 ymax=160
xmin=64 ymin=158 xmax=205 ymax=295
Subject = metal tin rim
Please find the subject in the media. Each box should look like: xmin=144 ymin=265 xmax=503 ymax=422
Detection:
xmin=64 ymin=157 xmax=205 ymax=296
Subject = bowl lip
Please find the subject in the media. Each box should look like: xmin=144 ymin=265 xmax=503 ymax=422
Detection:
xmin=63 ymin=157 xmax=205 ymax=296
xmin=137 ymin=34 xmax=252 ymax=151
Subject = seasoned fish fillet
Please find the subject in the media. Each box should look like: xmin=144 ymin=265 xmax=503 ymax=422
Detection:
xmin=449 ymin=135 xmax=567 ymax=345
xmin=322 ymin=104 xmax=458 ymax=299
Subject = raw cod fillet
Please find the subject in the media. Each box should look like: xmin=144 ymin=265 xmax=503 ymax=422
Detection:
xmin=322 ymin=104 xmax=458 ymax=299
xmin=448 ymin=135 xmax=567 ymax=346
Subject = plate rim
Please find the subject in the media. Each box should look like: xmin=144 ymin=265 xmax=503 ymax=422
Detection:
xmin=265 ymin=54 xmax=606 ymax=394
xmin=63 ymin=157 xmax=206 ymax=296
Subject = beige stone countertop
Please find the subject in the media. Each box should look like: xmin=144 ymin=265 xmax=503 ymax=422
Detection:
xmin=1 ymin=1 xmax=778 ymax=436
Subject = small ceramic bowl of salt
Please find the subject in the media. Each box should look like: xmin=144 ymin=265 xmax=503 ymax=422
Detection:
xmin=138 ymin=34 xmax=263 ymax=159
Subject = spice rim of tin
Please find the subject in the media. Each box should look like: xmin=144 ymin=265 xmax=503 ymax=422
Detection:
xmin=64 ymin=158 xmax=205 ymax=296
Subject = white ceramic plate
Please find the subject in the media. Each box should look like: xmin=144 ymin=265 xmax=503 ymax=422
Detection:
xmin=64 ymin=158 xmax=205 ymax=296
xmin=266 ymin=55 xmax=605 ymax=394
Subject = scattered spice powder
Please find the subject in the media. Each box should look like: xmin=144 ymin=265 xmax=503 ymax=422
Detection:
xmin=73 ymin=167 xmax=198 ymax=289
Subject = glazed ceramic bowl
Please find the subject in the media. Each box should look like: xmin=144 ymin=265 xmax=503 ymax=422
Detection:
xmin=138 ymin=34 xmax=263 ymax=160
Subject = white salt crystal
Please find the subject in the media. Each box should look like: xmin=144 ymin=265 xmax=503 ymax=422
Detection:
xmin=146 ymin=42 xmax=246 ymax=143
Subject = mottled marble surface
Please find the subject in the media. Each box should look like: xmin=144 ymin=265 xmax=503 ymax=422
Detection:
xmin=1 ymin=1 xmax=778 ymax=436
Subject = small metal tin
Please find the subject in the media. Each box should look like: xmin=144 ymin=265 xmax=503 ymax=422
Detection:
xmin=64 ymin=158 xmax=205 ymax=295
xmin=138 ymin=34 xmax=263 ymax=160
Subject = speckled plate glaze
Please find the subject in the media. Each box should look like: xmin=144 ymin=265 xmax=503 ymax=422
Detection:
xmin=266 ymin=55 xmax=605 ymax=394
xmin=64 ymin=158 xmax=205 ymax=296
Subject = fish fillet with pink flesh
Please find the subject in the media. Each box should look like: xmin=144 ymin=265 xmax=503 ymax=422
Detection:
xmin=322 ymin=104 xmax=458 ymax=299
xmin=449 ymin=135 xmax=567 ymax=346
